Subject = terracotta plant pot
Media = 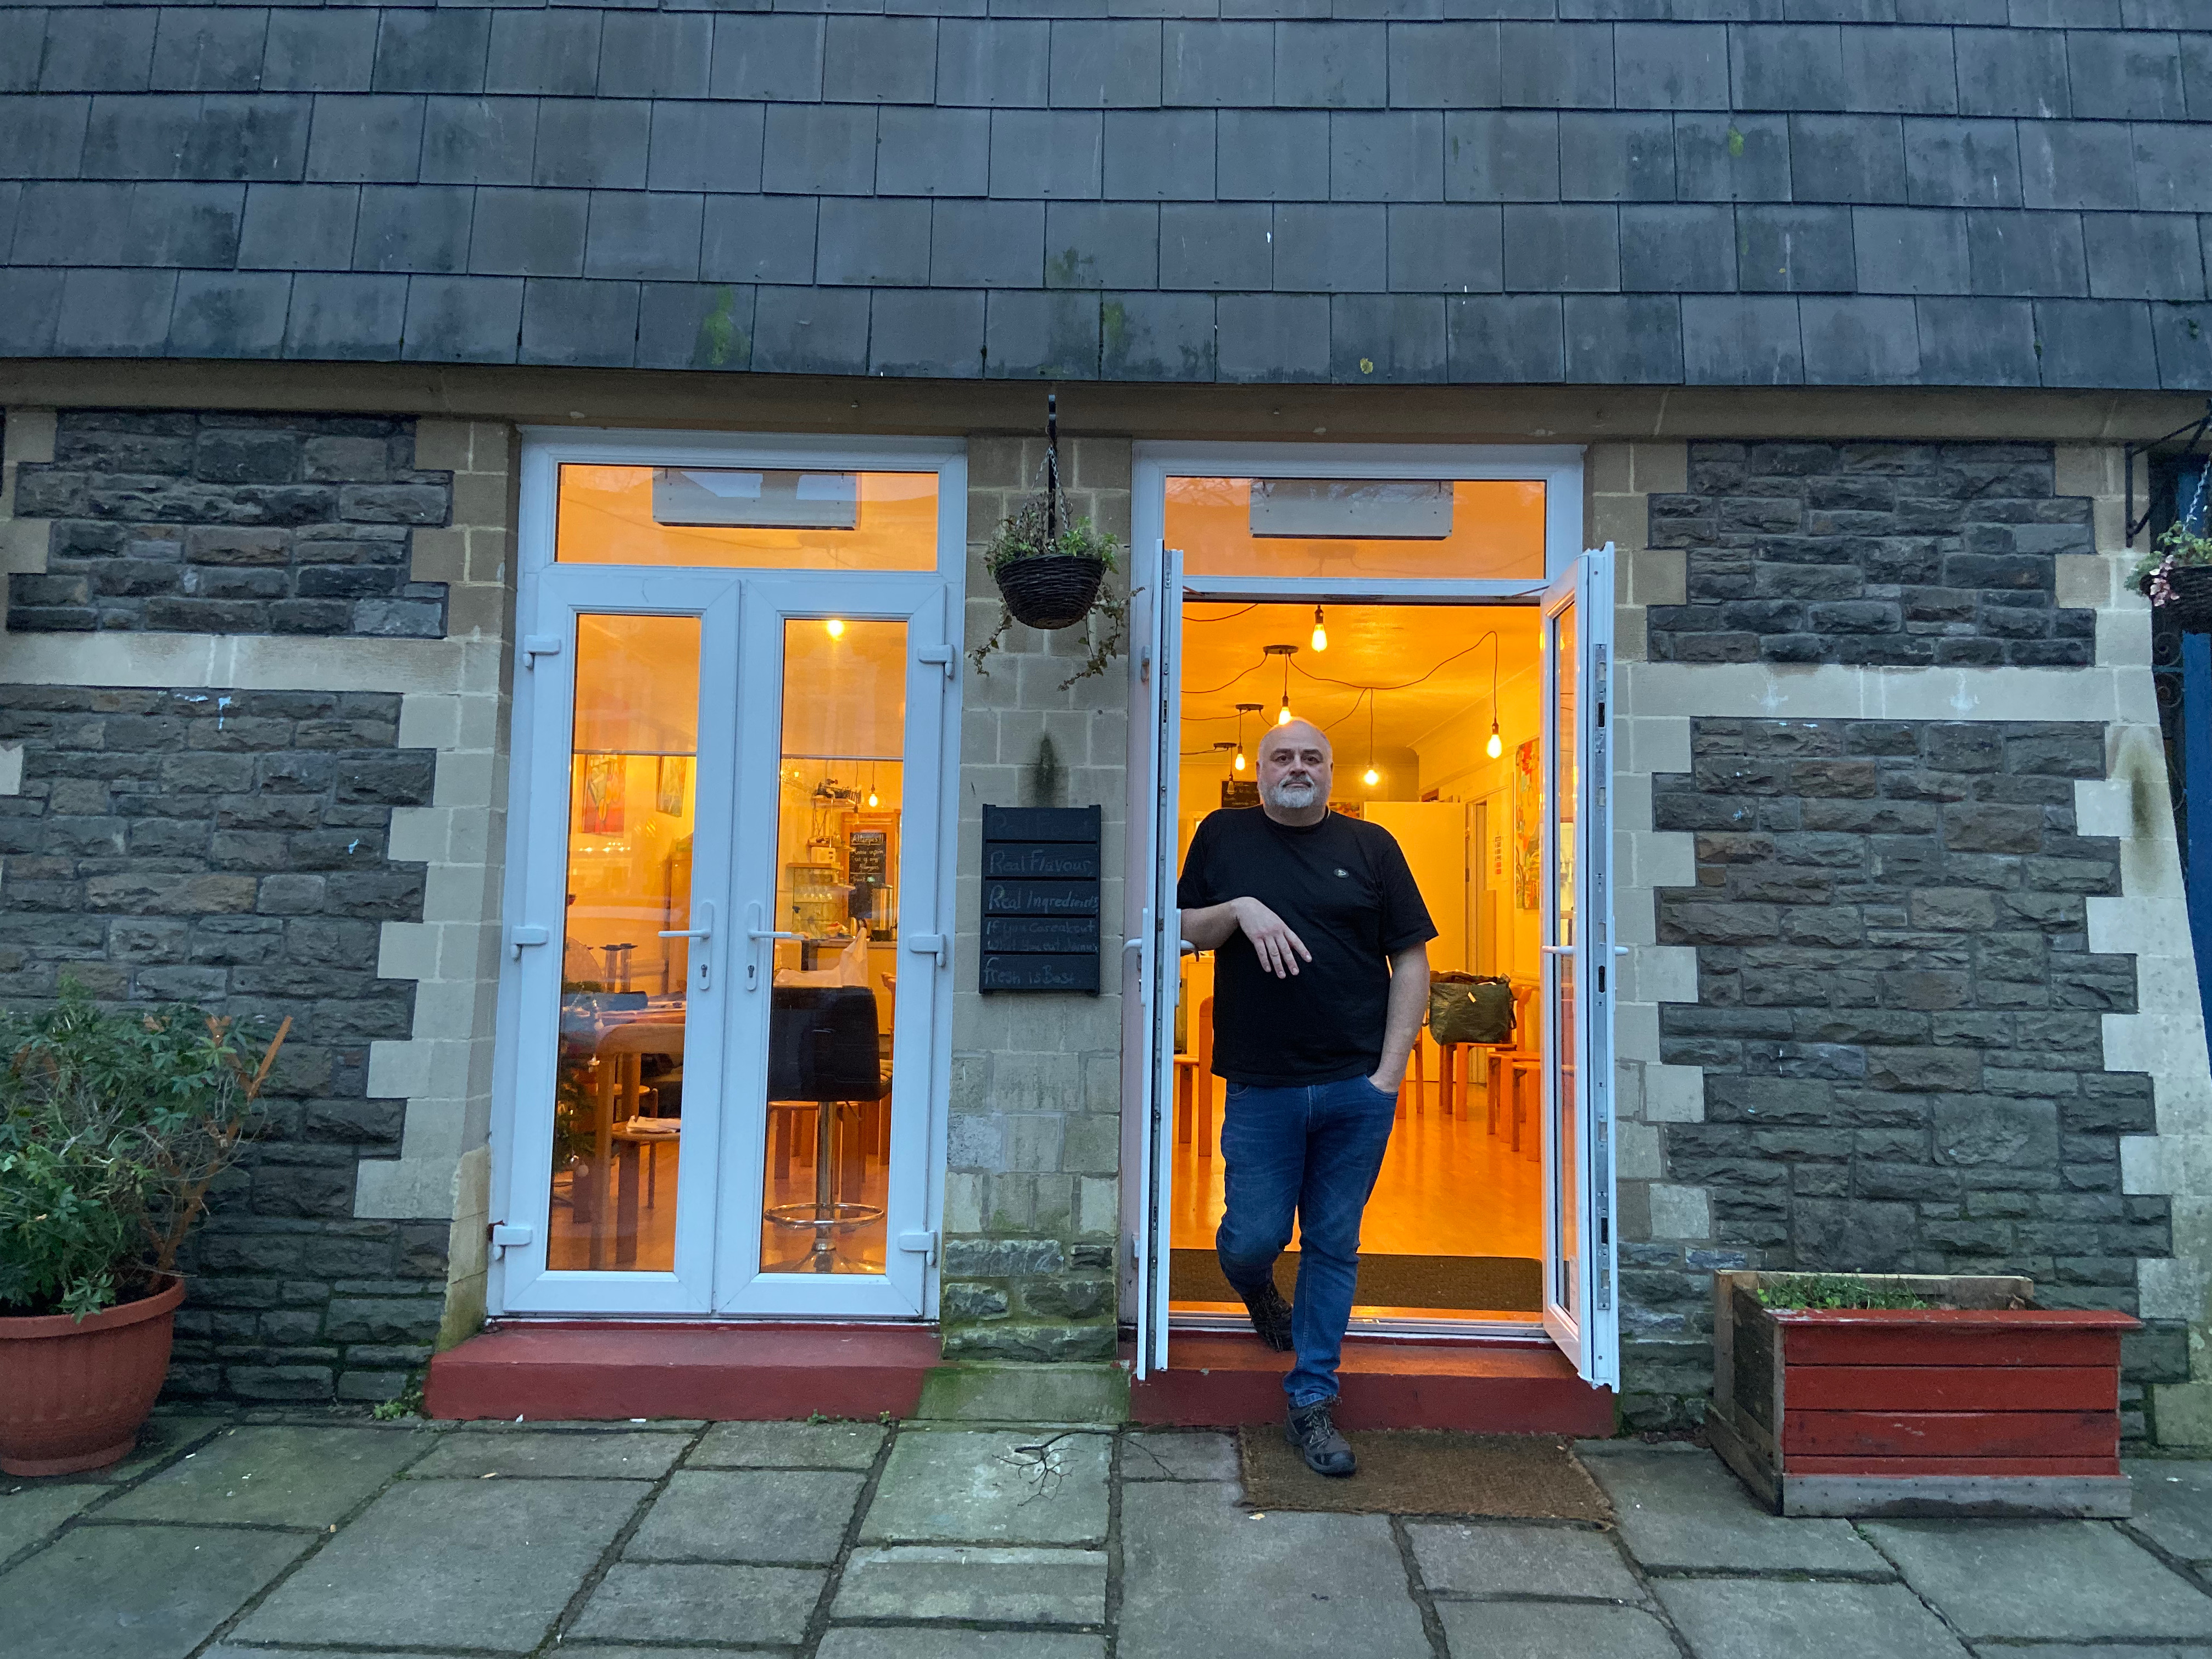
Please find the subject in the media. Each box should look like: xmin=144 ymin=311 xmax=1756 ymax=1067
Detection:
xmin=0 ymin=1275 xmax=185 ymax=1476
xmin=994 ymin=555 xmax=1106 ymax=630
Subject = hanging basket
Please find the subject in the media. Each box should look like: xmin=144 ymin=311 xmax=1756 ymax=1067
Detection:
xmin=2141 ymin=564 xmax=2212 ymax=632
xmin=995 ymin=553 xmax=1107 ymax=630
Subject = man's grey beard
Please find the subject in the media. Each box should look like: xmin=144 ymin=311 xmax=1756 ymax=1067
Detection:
xmin=1265 ymin=776 xmax=1323 ymax=810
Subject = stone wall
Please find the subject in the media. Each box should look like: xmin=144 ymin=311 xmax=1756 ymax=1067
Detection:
xmin=8 ymin=410 xmax=452 ymax=637
xmin=0 ymin=682 xmax=447 ymax=1403
xmin=1647 ymin=441 xmax=2097 ymax=667
xmin=940 ymin=436 xmax=1130 ymax=1363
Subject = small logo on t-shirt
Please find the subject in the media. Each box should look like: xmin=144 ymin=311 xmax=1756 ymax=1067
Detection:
xmin=1334 ymin=868 xmax=1350 ymax=877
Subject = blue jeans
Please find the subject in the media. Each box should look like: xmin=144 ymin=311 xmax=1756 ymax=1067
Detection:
xmin=1214 ymin=1075 xmax=1397 ymax=1409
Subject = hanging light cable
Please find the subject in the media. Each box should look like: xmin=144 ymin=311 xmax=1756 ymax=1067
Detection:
xmin=1310 ymin=605 xmax=1328 ymax=652
xmin=1233 ymin=703 xmax=1261 ymax=772
xmin=1486 ymin=631 xmax=1504 ymax=759
xmin=1263 ymin=643 xmax=1297 ymax=725
xmin=1362 ymin=691 xmax=1380 ymax=788
xmin=866 ymin=761 xmax=879 ymax=810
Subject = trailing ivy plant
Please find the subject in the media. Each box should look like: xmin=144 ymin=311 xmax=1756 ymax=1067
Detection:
xmin=970 ymin=496 xmax=1129 ymax=689
xmin=0 ymin=981 xmax=289 ymax=1319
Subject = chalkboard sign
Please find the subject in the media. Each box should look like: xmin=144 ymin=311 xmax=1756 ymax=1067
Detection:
xmin=1221 ymin=780 xmax=1260 ymax=809
xmin=848 ymin=830 xmax=887 ymax=884
xmin=980 ymin=804 xmax=1101 ymax=993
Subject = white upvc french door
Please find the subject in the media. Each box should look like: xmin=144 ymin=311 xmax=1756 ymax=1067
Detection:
xmin=1539 ymin=545 xmax=1619 ymax=1389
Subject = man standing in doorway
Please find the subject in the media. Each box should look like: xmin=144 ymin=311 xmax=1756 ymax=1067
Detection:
xmin=1177 ymin=719 xmax=1433 ymax=1477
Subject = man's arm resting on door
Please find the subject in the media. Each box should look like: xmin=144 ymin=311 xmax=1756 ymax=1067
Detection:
xmin=1369 ymin=940 xmax=1431 ymax=1094
xmin=1180 ymin=898 xmax=1312 ymax=978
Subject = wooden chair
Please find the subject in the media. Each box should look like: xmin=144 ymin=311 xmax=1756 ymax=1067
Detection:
xmin=1174 ymin=997 xmax=1217 ymax=1158
xmin=1486 ymin=982 xmax=1542 ymax=1155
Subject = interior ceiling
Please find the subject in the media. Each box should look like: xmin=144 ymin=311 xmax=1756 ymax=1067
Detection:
xmin=1180 ymin=603 xmax=1540 ymax=756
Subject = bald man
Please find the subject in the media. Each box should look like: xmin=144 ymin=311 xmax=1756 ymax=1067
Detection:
xmin=1177 ymin=719 xmax=1433 ymax=1477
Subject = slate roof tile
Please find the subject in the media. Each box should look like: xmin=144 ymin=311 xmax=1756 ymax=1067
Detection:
xmin=710 ymin=15 xmax=827 ymax=102
xmin=1559 ymin=110 xmax=1674 ymax=201
xmin=815 ymin=196 xmax=934 ymax=283
xmin=2033 ymin=294 xmax=2159 ymax=385
xmin=1331 ymin=110 xmax=1444 ymax=199
xmin=1277 ymin=20 xmax=1388 ymax=107
xmin=2065 ymin=27 xmax=2188 ymax=119
xmin=1443 ymin=109 xmax=1559 ymax=201
xmin=932 ymin=198 xmax=1048 ymax=286
xmin=1498 ymin=20 xmax=1612 ymax=108
xmin=305 ymin=94 xmax=421 ymax=185
xmin=583 ymin=191 xmax=706 ymax=283
xmin=1218 ymin=108 xmax=1330 ymax=198
xmin=13 ymin=181 xmax=134 ymax=266
xmin=862 ymin=287 xmax=983 ymax=375
xmin=701 ymin=195 xmax=820 ymax=286
xmin=1218 ymin=291 xmax=1330 ymax=378
xmin=1967 ymin=206 xmax=2091 ymax=294
xmin=533 ymin=99 xmax=651 ymax=190
xmin=151 ymin=12 xmax=271 ymax=97
xmin=170 ymin=270 xmax=291 ymax=359
xmin=1790 ymin=113 xmax=1908 ymax=203
xmin=1799 ymin=293 xmax=1922 ymax=382
xmin=2149 ymin=298 xmax=2212 ymax=389
xmin=940 ymin=19 xmax=1051 ymax=107
xmin=1165 ymin=22 xmax=1274 ymax=107
xmin=81 ymin=95 xmax=197 ymax=181
xmin=1612 ymin=23 xmax=1728 ymax=112
xmin=1160 ymin=201 xmax=1273 ymax=286
xmin=372 ymin=12 xmax=490 ymax=98
xmin=1387 ymin=22 xmax=1501 ymax=109
xmin=2131 ymin=120 xmax=2212 ymax=212
xmin=1100 ymin=290 xmax=1214 ymax=379
xmin=1731 ymin=24 xmax=1847 ymax=112
xmin=0 ymin=10 xmax=48 ymax=96
xmin=1385 ymin=201 xmax=1501 ymax=292
xmin=56 ymin=267 xmax=178 ymax=356
xmin=238 ymin=183 xmax=361 ymax=272
xmin=1045 ymin=201 xmax=1162 ymax=288
xmin=1673 ymin=112 xmax=1792 ymax=202
xmin=1329 ymin=292 xmax=1445 ymax=381
xmin=2082 ymin=208 xmax=2205 ymax=299
xmin=599 ymin=14 xmax=715 ymax=101
xmin=422 ymin=97 xmax=541 ymax=189
xmin=403 ymin=270 xmax=521 ymax=363
xmin=469 ymin=187 xmax=589 ymax=277
xmin=1272 ymin=201 xmax=1388 ymax=290
xmin=519 ymin=277 xmax=639 ymax=366
xmin=2019 ymin=119 xmax=2137 ymax=208
xmin=985 ymin=288 xmax=1101 ymax=376
xmin=1956 ymin=24 xmax=2070 ymax=116
xmin=1446 ymin=292 xmax=1562 ymax=380
xmin=1049 ymin=19 xmax=1164 ymax=107
xmin=1839 ymin=26 xmax=1960 ymax=114
xmin=988 ymin=108 xmax=1103 ymax=196
xmin=750 ymin=283 xmax=871 ymax=374
xmin=1914 ymin=293 xmax=2041 ymax=385
xmin=647 ymin=101 xmax=767 ymax=194
xmin=125 ymin=181 xmax=248 ymax=269
xmin=1853 ymin=204 xmax=1972 ymax=293
xmin=1101 ymin=109 xmax=1218 ymax=198
xmin=826 ymin=15 xmax=941 ymax=103
xmin=1737 ymin=203 xmax=1858 ymax=291
xmin=1903 ymin=118 xmax=2024 ymax=208
xmin=281 ymin=271 xmax=406 ymax=360
xmin=41 ymin=12 xmax=157 ymax=96
xmin=1564 ymin=293 xmax=1681 ymax=382
xmin=487 ymin=12 xmax=604 ymax=99
xmin=636 ymin=281 xmax=754 ymax=373
xmin=1620 ymin=203 xmax=1734 ymax=292
xmin=0 ymin=268 xmax=63 ymax=355
xmin=1681 ymin=293 xmax=1804 ymax=384
xmin=1501 ymin=202 xmax=1619 ymax=291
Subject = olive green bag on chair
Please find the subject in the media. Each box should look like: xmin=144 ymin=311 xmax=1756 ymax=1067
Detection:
xmin=1428 ymin=972 xmax=1515 ymax=1046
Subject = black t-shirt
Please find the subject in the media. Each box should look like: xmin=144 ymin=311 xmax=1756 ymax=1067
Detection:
xmin=1176 ymin=806 xmax=1436 ymax=1088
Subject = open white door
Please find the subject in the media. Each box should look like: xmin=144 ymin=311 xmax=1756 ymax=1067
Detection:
xmin=1130 ymin=545 xmax=1184 ymax=1379
xmin=1539 ymin=544 xmax=1618 ymax=1389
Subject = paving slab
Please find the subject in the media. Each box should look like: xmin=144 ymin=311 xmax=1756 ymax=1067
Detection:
xmin=2126 ymin=1460 xmax=2212 ymax=1563
xmin=862 ymin=1430 xmax=1111 ymax=1546
xmin=1123 ymin=1432 xmax=1238 ymax=1482
xmin=96 ymin=1413 xmax=231 ymax=1482
xmin=833 ymin=1544 xmax=1108 ymax=1623
xmin=1656 ymin=1577 xmax=1970 ymax=1659
xmin=232 ymin=1476 xmax=644 ymax=1653
xmin=1436 ymin=1599 xmax=1679 ymax=1659
xmin=0 ymin=1482 xmax=104 ymax=1565
xmin=818 ymin=1633 xmax=1106 ymax=1659
xmin=103 ymin=1424 xmax=430 ymax=1527
xmin=572 ymin=1561 xmax=824 ymax=1645
xmin=1863 ymin=1518 xmax=2212 ymax=1643
xmin=627 ymin=1468 xmax=865 ymax=1565
xmin=690 ymin=1419 xmax=887 ymax=1469
xmin=1586 ymin=1447 xmax=1888 ymax=1574
xmin=1967 ymin=1649 xmax=2212 ymax=1659
xmin=411 ymin=1429 xmax=688 ymax=1480
xmin=1409 ymin=1521 xmax=1643 ymax=1602
xmin=0 ymin=1522 xmax=309 ymax=1659
xmin=1118 ymin=1479 xmax=1430 ymax=1659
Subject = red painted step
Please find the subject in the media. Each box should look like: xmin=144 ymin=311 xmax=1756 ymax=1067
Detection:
xmin=1129 ymin=1333 xmax=1615 ymax=1435
xmin=425 ymin=1322 xmax=941 ymax=1422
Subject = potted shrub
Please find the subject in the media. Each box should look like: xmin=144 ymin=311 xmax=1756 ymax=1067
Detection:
xmin=2135 ymin=513 xmax=2212 ymax=631
xmin=1708 ymin=1271 xmax=2138 ymax=1520
xmin=0 ymin=984 xmax=287 ymax=1475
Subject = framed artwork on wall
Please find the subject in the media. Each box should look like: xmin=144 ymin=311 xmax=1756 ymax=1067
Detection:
xmin=1513 ymin=738 xmax=1539 ymax=911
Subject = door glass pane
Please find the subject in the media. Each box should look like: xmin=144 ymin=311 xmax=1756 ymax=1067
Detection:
xmin=1551 ymin=599 xmax=1579 ymax=1318
xmin=557 ymin=466 xmax=938 ymax=570
xmin=1167 ymin=477 xmax=1546 ymax=581
xmin=549 ymin=615 xmax=700 ymax=1272
xmin=760 ymin=617 xmax=907 ymax=1275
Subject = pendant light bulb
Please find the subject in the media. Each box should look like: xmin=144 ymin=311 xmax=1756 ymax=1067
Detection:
xmin=1363 ymin=765 xmax=1380 ymax=787
xmin=1310 ymin=606 xmax=1328 ymax=653
xmin=1487 ymin=719 xmax=1503 ymax=761
xmin=867 ymin=789 xmax=879 ymax=808
xmin=1234 ymin=749 xmax=1246 ymax=773
xmin=1277 ymin=697 xmax=1291 ymax=726
xmin=825 ymin=617 xmax=845 ymax=639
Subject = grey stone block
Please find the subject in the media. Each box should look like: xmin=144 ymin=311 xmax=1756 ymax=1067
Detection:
xmin=354 ymin=185 xmax=472 ymax=276
xmin=1865 ymin=1518 xmax=2212 ymax=1643
xmin=1916 ymin=294 xmax=2040 ymax=385
xmin=647 ymin=102 xmax=766 ymax=194
xmin=401 ymin=274 xmax=522 ymax=364
xmin=1050 ymin=20 xmax=1162 ymax=108
xmin=304 ymin=94 xmax=422 ymax=185
xmin=421 ymin=97 xmax=539 ymax=188
xmin=1736 ymin=205 xmax=1857 ymax=293
xmin=1855 ymin=207 xmax=1970 ymax=295
xmin=40 ymin=10 xmax=155 ymax=94
xmin=879 ymin=107 xmax=992 ymax=197
xmin=763 ymin=103 xmax=877 ymax=195
xmin=576 ymin=1564 xmax=824 ymax=1649
xmin=469 ymin=187 xmax=588 ymax=277
xmin=2135 ymin=121 xmax=2212 ymax=213
xmin=54 ymin=268 xmax=176 ymax=357
xmin=1967 ymin=209 xmax=2087 ymax=295
xmin=374 ymin=12 xmax=489 ymax=97
xmin=1731 ymin=24 xmax=1845 ymax=112
xmin=1498 ymin=20 xmax=1611 ymax=109
xmin=2068 ymin=29 xmax=2188 ymax=122
xmin=817 ymin=197 xmax=933 ymax=285
xmin=1503 ymin=203 xmax=1618 ymax=292
xmin=826 ymin=14 xmax=938 ymax=104
xmin=2152 ymin=300 xmax=2212 ymax=389
xmin=169 ymin=273 xmax=292 ymax=360
xmin=1841 ymin=27 xmax=1958 ymax=116
xmin=1682 ymin=294 xmax=1804 ymax=385
xmin=2087 ymin=212 xmax=2206 ymax=300
xmin=0 ymin=9 xmax=48 ymax=96
xmin=152 ymin=12 xmax=271 ymax=95
xmin=1277 ymin=20 xmax=1386 ymax=108
xmin=940 ymin=19 xmax=1050 ymax=108
xmin=264 ymin=14 xmax=377 ymax=96
xmin=2020 ymin=121 xmax=2137 ymax=210
xmin=636 ymin=281 xmax=754 ymax=372
xmin=3 ymin=93 xmax=91 ymax=179
xmin=598 ymin=14 xmax=714 ymax=101
xmin=1101 ymin=290 xmax=1213 ymax=378
xmin=1102 ymin=110 xmax=1216 ymax=199
xmin=1387 ymin=202 xmax=1500 ymax=291
xmin=629 ymin=1468 xmax=865 ymax=1563
xmin=1046 ymin=201 xmax=1160 ymax=288
xmin=1674 ymin=112 xmax=1792 ymax=204
xmin=534 ymin=99 xmax=649 ymax=191
xmin=869 ymin=289 xmax=987 ymax=376
xmin=0 ymin=268 xmax=61 ymax=355
xmin=701 ymin=195 xmax=818 ymax=285
xmin=1387 ymin=23 xmax=1497 ymax=110
xmin=863 ymin=1429 xmax=1112 ymax=1545
xmin=1329 ymin=292 xmax=1444 ymax=381
xmin=1218 ymin=109 xmax=1329 ymax=201
xmin=1331 ymin=110 xmax=1442 ymax=201
xmin=690 ymin=1420 xmax=888 ymax=1469
xmin=933 ymin=198 xmax=1045 ymax=287
xmin=283 ymin=272 xmax=408 ymax=360
xmin=1447 ymin=293 xmax=1562 ymax=380
xmin=1957 ymin=26 xmax=2070 ymax=119
xmin=0 ymin=1523 xmax=310 ymax=1659
xmin=488 ymin=12 xmax=602 ymax=97
xmin=752 ymin=283 xmax=871 ymax=374
xmin=1444 ymin=110 xmax=1557 ymax=202
xmin=710 ymin=14 xmax=826 ymax=102
xmin=1164 ymin=22 xmax=1272 ymax=107
xmin=12 ymin=179 xmax=132 ymax=264
xmin=1613 ymin=22 xmax=1726 ymax=112
xmin=1798 ymin=294 xmax=1923 ymax=382
xmin=2034 ymin=297 xmax=2160 ymax=386
xmin=1656 ymin=1579 xmax=1968 ymax=1659
xmin=1621 ymin=204 xmax=1733 ymax=293
xmin=1564 ymin=294 xmax=1681 ymax=382
xmin=584 ymin=191 xmax=704 ymax=283
xmin=834 ymin=1545 xmax=1107 ymax=1624
xmin=1791 ymin=114 xmax=1908 ymax=204
xmin=1273 ymin=202 xmax=1385 ymax=291
xmin=990 ymin=109 xmax=1103 ymax=198
xmin=1561 ymin=112 xmax=1674 ymax=203
xmin=1161 ymin=201 xmax=1272 ymax=287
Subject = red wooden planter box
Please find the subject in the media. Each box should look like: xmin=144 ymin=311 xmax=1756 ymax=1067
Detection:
xmin=1708 ymin=1271 xmax=2138 ymax=1518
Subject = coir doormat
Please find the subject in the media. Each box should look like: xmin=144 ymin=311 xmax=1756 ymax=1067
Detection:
xmin=1170 ymin=1249 xmax=1543 ymax=1313
xmin=1237 ymin=1429 xmax=1613 ymax=1521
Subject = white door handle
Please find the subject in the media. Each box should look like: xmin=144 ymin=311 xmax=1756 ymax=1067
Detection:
xmin=744 ymin=901 xmax=803 ymax=991
xmin=656 ymin=901 xmax=715 ymax=990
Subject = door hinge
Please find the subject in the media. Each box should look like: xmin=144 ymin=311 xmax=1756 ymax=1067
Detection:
xmin=917 ymin=645 xmax=956 ymax=681
xmin=522 ymin=635 xmax=562 ymax=668
xmin=907 ymin=933 xmax=947 ymax=964
xmin=488 ymin=1222 xmax=534 ymax=1257
xmin=897 ymin=1230 xmax=939 ymax=1263
xmin=509 ymin=924 xmax=550 ymax=959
